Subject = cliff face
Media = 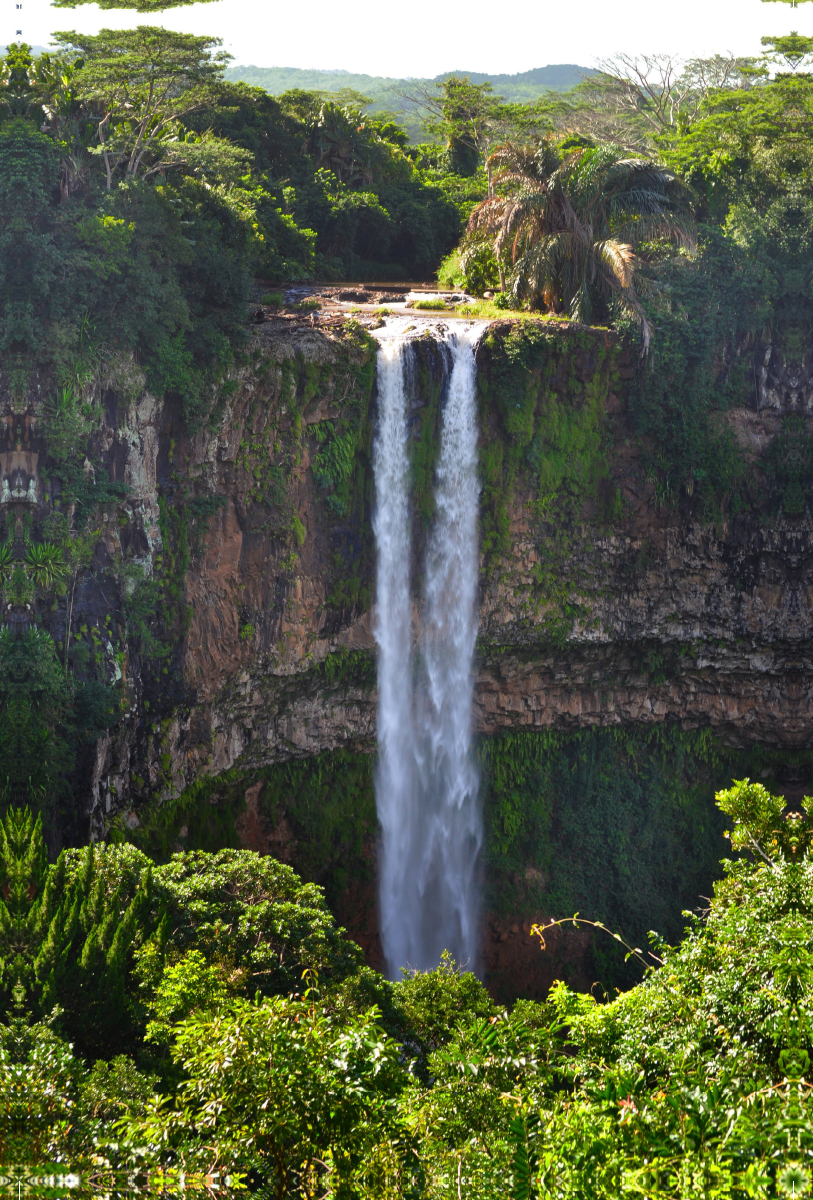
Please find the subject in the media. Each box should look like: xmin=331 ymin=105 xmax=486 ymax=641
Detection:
xmin=84 ymin=320 xmax=813 ymax=830
xmin=477 ymin=490 xmax=813 ymax=748
xmin=26 ymin=311 xmax=812 ymax=995
xmin=84 ymin=319 xmax=381 ymax=835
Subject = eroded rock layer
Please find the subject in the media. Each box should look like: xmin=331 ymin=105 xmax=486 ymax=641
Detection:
xmin=17 ymin=313 xmax=812 ymax=995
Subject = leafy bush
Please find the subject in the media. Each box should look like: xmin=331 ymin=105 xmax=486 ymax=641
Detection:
xmin=312 ymin=420 xmax=355 ymax=485
xmin=150 ymin=849 xmax=365 ymax=996
xmin=438 ymin=236 xmax=501 ymax=294
xmin=412 ymin=296 xmax=449 ymax=310
xmin=41 ymin=388 xmax=94 ymax=463
xmin=2 ymin=783 xmax=812 ymax=1195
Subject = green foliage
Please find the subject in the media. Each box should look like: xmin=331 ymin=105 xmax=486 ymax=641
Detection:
xmin=103 ymin=779 xmax=813 ymax=1195
xmin=438 ymin=237 xmax=501 ymax=294
xmin=0 ymin=57 xmax=256 ymax=440
xmin=120 ymin=765 xmax=248 ymax=854
xmin=121 ymin=566 xmax=171 ymax=661
xmin=5 ymin=16 xmax=813 ymax=1195
xmin=134 ymin=991 xmax=404 ymax=1197
xmin=143 ymin=949 xmax=230 ymax=1045
xmin=147 ymin=332 xmax=197 ymax=404
xmin=258 ymin=749 xmax=377 ymax=911
xmin=628 ymin=227 xmax=772 ymax=515
xmin=412 ymin=296 xmax=449 ymax=310
xmin=480 ymin=725 xmax=734 ymax=992
xmin=2 ymin=781 xmax=813 ymax=1195
xmin=312 ymin=420 xmax=358 ymax=513
xmin=226 ymin=64 xmax=592 ymax=127
xmin=393 ymin=950 xmax=496 ymax=1061
xmin=477 ymin=322 xmax=618 ymax=565
xmin=153 ymin=725 xmax=772 ymax=1008
xmin=79 ymin=1054 xmax=155 ymax=1123
xmin=470 ymin=142 xmax=694 ymax=340
xmin=0 ymin=1011 xmax=82 ymax=1164
xmin=52 ymin=26 xmax=230 ymax=185
xmin=0 ymin=628 xmax=74 ymax=807
xmin=0 ymin=806 xmax=368 ymax=1052
xmin=0 ymin=811 xmax=154 ymax=1055
xmin=41 ymin=388 xmax=94 ymax=462
xmin=241 ymin=92 xmax=463 ymax=278
xmin=54 ymin=0 xmax=219 ymax=9
xmin=187 ymin=492 xmax=226 ymax=557
xmin=24 ymin=543 xmax=66 ymax=591
xmin=150 ymin=849 xmax=365 ymax=995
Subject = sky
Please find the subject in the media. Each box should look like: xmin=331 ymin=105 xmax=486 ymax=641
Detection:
xmin=5 ymin=0 xmax=812 ymax=77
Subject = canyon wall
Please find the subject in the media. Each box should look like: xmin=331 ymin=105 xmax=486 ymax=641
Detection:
xmin=20 ymin=311 xmax=810 ymax=996
xmin=92 ymin=318 xmax=812 ymax=814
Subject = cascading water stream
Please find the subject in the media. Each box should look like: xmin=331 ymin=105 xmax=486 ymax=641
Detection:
xmin=372 ymin=319 xmax=485 ymax=978
xmin=372 ymin=330 xmax=416 ymax=976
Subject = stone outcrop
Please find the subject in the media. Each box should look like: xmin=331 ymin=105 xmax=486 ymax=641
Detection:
xmin=477 ymin=508 xmax=813 ymax=748
xmin=17 ymin=310 xmax=806 ymax=996
xmin=58 ymin=317 xmax=813 ymax=837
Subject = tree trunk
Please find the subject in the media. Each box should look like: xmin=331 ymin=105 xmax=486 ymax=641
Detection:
xmin=65 ymin=572 xmax=77 ymax=674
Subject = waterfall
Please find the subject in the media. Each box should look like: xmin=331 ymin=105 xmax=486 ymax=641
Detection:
xmin=372 ymin=330 xmax=416 ymax=976
xmin=372 ymin=320 xmax=484 ymax=978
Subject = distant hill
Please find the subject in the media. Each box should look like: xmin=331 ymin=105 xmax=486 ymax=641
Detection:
xmin=224 ymin=63 xmax=597 ymax=140
xmin=439 ymin=65 xmax=599 ymax=97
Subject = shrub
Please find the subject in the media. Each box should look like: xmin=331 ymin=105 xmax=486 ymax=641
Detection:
xmin=412 ymin=296 xmax=448 ymax=310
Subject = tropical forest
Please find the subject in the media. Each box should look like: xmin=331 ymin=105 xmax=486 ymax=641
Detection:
xmin=1 ymin=0 xmax=813 ymax=1193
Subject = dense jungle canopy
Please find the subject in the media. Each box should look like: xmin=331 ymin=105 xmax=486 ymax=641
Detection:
xmin=3 ymin=783 xmax=813 ymax=1197
xmin=2 ymin=6 xmax=813 ymax=1197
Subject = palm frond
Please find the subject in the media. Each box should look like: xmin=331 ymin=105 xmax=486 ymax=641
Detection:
xmin=477 ymin=138 xmax=694 ymax=347
xmin=593 ymin=239 xmax=637 ymax=288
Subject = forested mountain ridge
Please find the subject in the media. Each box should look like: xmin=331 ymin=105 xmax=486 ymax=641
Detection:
xmin=226 ymin=63 xmax=595 ymax=97
xmin=225 ymin=62 xmax=597 ymax=125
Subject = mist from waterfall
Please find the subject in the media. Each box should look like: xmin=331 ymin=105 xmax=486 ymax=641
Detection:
xmin=372 ymin=320 xmax=483 ymax=978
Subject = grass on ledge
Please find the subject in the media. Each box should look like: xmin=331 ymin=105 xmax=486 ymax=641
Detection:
xmin=453 ymin=300 xmax=608 ymax=325
xmin=411 ymin=297 xmax=449 ymax=311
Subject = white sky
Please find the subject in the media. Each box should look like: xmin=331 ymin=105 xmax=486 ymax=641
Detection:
xmin=6 ymin=0 xmax=811 ymax=77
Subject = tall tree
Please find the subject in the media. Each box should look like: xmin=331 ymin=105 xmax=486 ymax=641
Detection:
xmin=52 ymin=27 xmax=230 ymax=189
xmin=470 ymin=142 xmax=695 ymax=342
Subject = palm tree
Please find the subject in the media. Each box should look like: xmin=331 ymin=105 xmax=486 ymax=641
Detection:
xmin=469 ymin=141 xmax=696 ymax=347
xmin=25 ymin=543 xmax=66 ymax=591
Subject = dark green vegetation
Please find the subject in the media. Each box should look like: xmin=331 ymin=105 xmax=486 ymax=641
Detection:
xmin=441 ymin=32 xmax=813 ymax=523
xmin=4 ymin=783 xmax=813 ymax=1197
xmin=475 ymin=320 xmax=622 ymax=579
xmin=131 ymin=725 xmax=807 ymax=1001
xmin=0 ymin=35 xmax=403 ymax=832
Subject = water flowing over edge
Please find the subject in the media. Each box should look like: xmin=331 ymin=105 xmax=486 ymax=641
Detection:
xmin=372 ymin=319 xmax=486 ymax=978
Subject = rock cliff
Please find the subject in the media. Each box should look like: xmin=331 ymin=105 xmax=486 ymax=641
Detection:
xmin=18 ymin=310 xmax=812 ymax=996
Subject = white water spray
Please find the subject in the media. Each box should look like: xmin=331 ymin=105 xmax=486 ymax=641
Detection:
xmin=372 ymin=320 xmax=484 ymax=977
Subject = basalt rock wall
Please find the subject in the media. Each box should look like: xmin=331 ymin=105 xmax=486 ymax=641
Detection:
xmin=58 ymin=315 xmax=813 ymax=819
xmin=17 ymin=311 xmax=811 ymax=993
